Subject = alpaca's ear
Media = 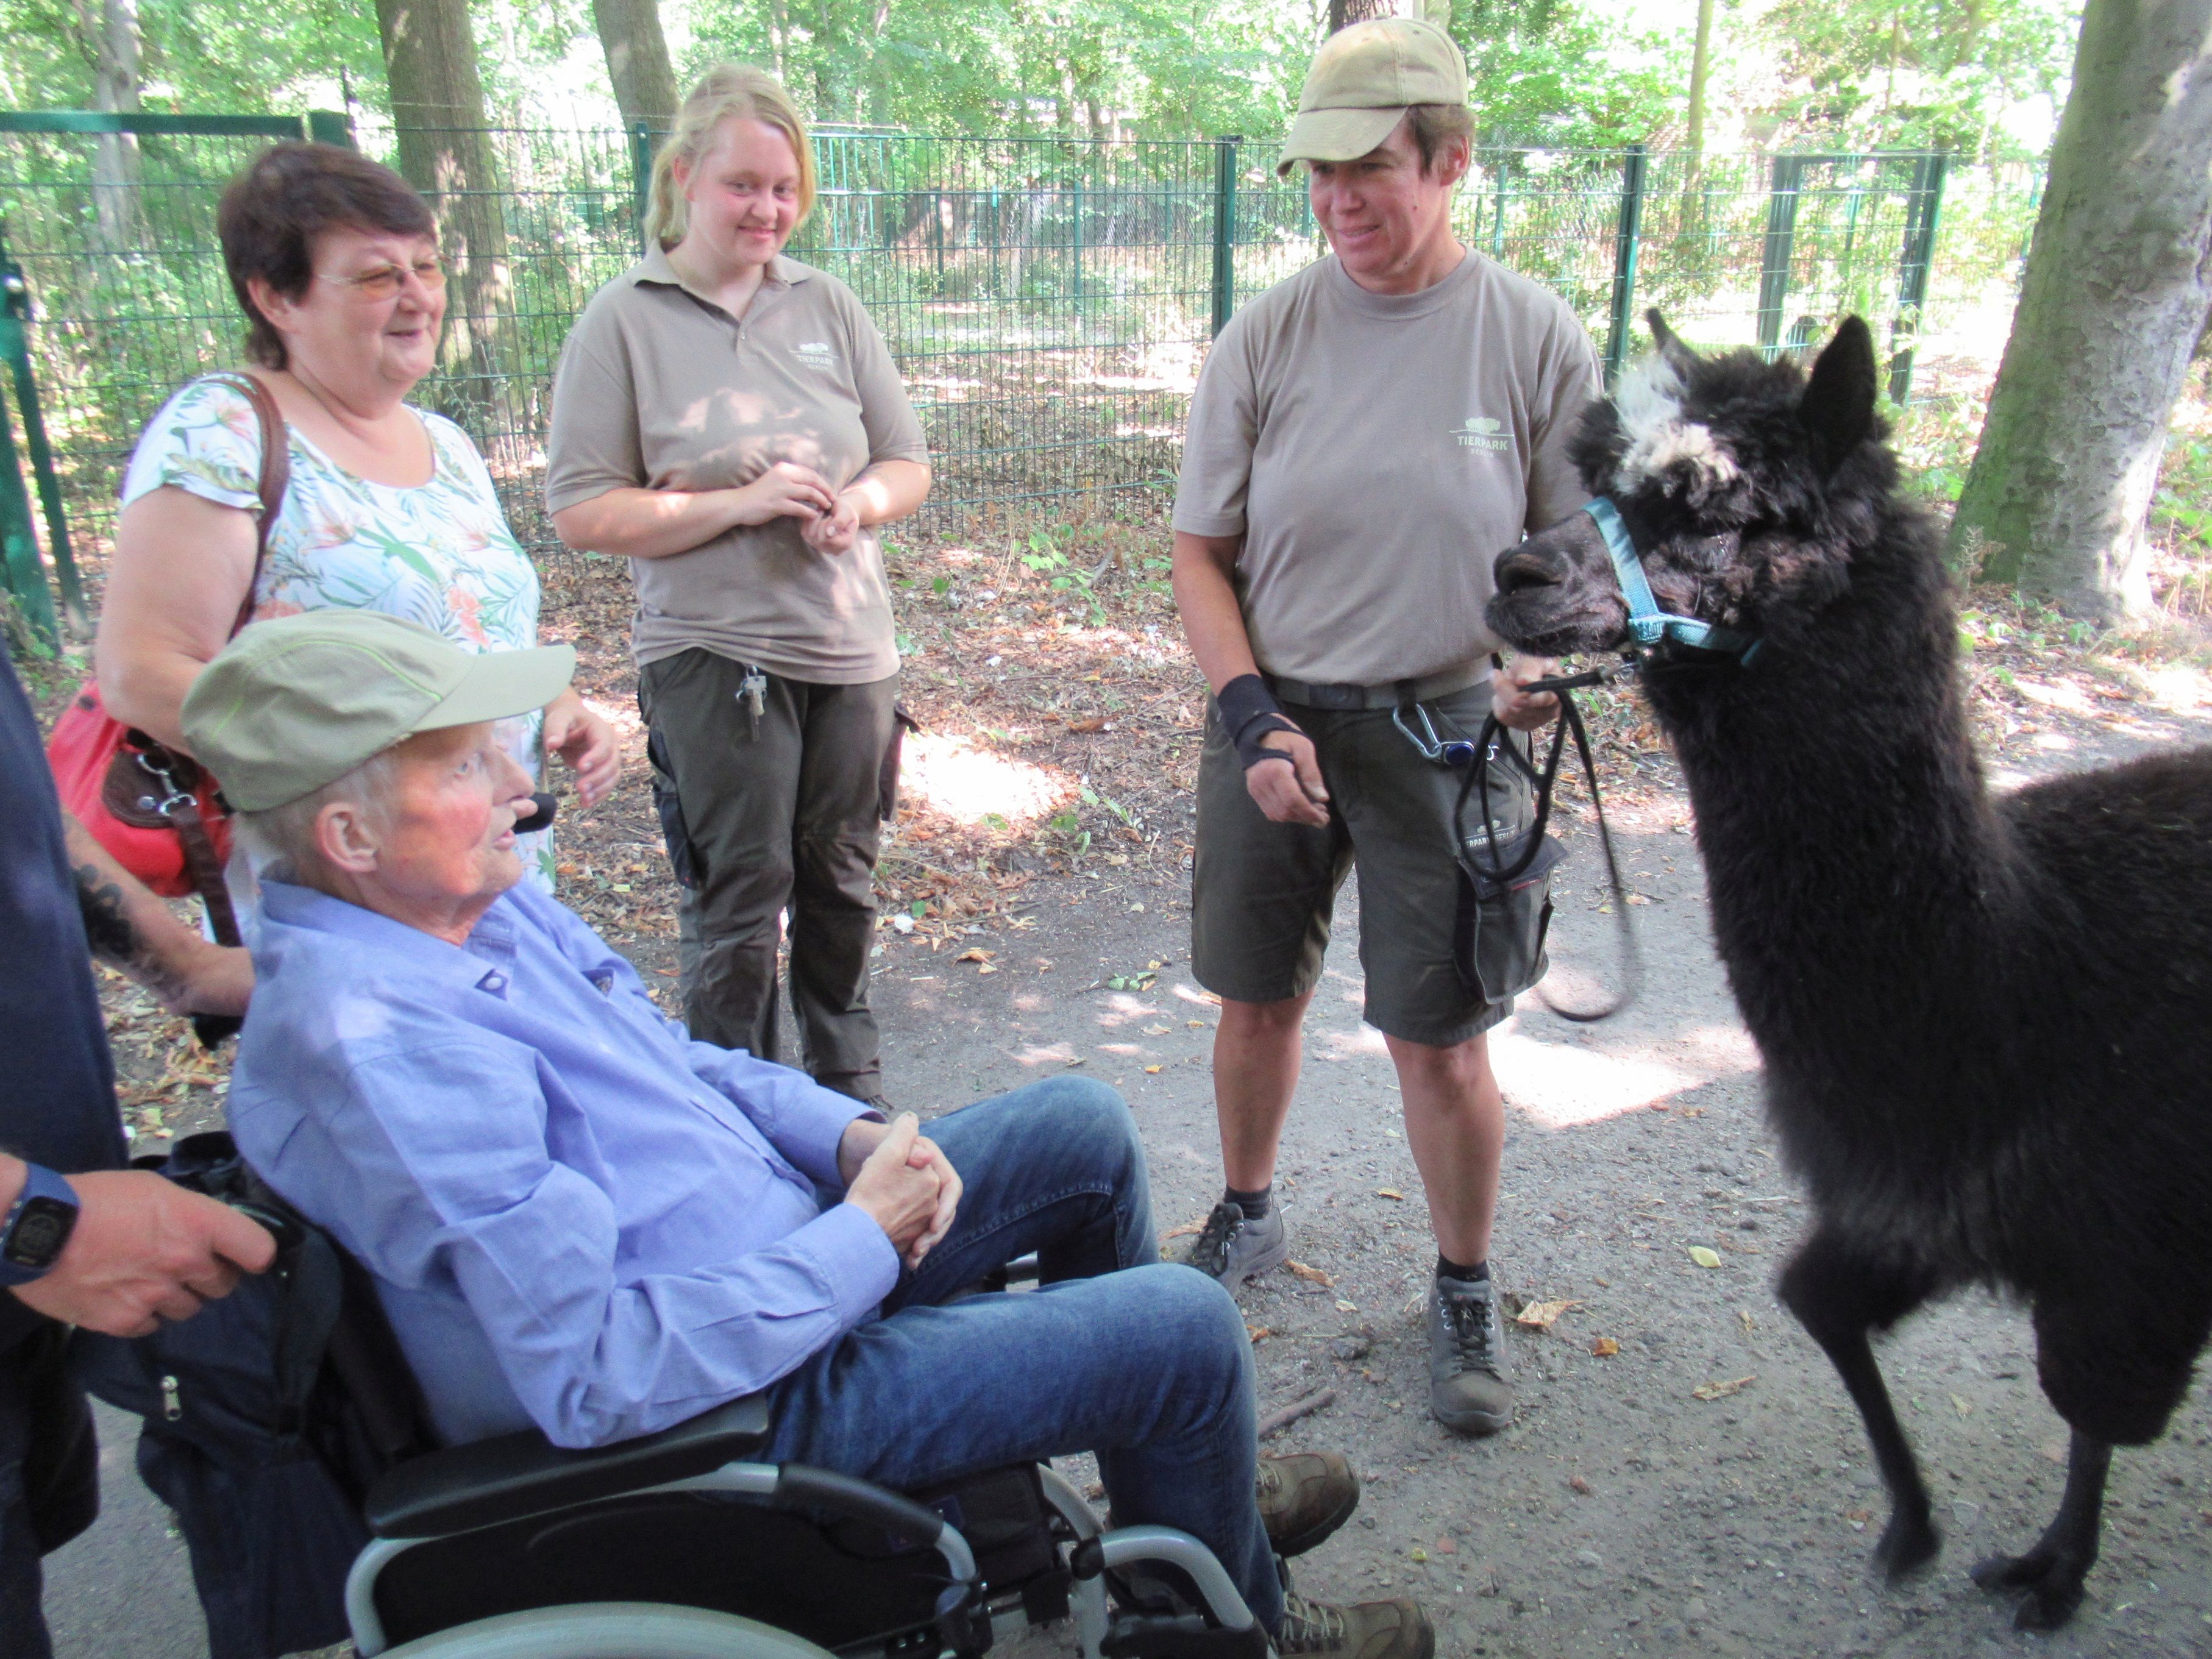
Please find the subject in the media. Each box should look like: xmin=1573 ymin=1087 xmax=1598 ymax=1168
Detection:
xmin=1645 ymin=309 xmax=1698 ymax=376
xmin=1802 ymin=316 xmax=1877 ymax=474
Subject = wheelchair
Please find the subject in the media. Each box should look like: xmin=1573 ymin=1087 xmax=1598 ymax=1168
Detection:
xmin=341 ymin=1268 xmax=1271 ymax=1659
xmin=87 ymin=1135 xmax=1272 ymax=1659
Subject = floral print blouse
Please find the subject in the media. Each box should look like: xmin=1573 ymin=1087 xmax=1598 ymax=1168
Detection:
xmin=122 ymin=374 xmax=556 ymax=884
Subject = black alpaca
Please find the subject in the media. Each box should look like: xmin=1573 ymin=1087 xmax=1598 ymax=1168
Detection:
xmin=1485 ymin=312 xmax=2212 ymax=1630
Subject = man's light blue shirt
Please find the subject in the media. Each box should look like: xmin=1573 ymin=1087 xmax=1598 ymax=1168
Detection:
xmin=228 ymin=878 xmax=894 ymax=1449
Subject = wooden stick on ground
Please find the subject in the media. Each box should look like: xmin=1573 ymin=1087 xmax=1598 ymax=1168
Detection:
xmin=1257 ymin=1387 xmax=1337 ymax=1439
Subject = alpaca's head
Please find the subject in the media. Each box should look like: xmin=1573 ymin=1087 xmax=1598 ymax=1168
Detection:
xmin=1488 ymin=312 xmax=1891 ymax=661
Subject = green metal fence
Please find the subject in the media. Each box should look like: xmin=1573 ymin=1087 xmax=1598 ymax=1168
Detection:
xmin=0 ymin=109 xmax=2041 ymax=638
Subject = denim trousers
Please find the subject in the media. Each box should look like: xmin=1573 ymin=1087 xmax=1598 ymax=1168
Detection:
xmin=761 ymin=1076 xmax=1281 ymax=1632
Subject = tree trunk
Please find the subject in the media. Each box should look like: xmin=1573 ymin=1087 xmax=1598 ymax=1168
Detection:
xmin=1684 ymin=0 xmax=1715 ymax=167
xmin=1949 ymin=0 xmax=2212 ymax=619
xmin=372 ymin=0 xmax=513 ymax=435
xmin=88 ymin=0 xmax=146 ymax=252
xmin=1327 ymin=0 xmax=1403 ymax=32
xmin=592 ymin=0 xmax=680 ymax=132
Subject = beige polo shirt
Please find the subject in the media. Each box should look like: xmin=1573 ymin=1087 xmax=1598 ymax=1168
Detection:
xmin=1173 ymin=249 xmax=1599 ymax=687
xmin=546 ymin=247 xmax=928 ymax=683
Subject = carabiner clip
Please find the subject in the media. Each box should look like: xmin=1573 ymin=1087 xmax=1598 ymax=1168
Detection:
xmin=1392 ymin=702 xmax=1478 ymax=768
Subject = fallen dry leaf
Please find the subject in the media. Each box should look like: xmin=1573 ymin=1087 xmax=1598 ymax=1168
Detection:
xmin=954 ymin=947 xmax=993 ymax=964
xmin=1952 ymin=1393 xmax=1974 ymax=1417
xmin=1376 ymin=1188 xmax=1405 ymax=1201
xmin=1514 ymin=1299 xmax=1584 ymax=1330
xmin=1143 ymin=1025 xmax=1173 ymax=1036
xmin=1067 ymin=717 xmax=1106 ymax=733
xmin=1591 ymin=1337 xmax=1620 ymax=1357
xmin=1246 ymin=1325 xmax=1274 ymax=1343
xmin=1334 ymin=1298 xmax=1359 ymax=1313
xmin=1287 ymin=1260 xmax=1335 ymax=1287
xmin=1142 ymin=1064 xmax=1162 ymax=1074
xmin=1692 ymin=1375 xmax=1757 ymax=1401
xmin=1687 ymin=1246 xmax=1723 ymax=1269
xmin=1409 ymin=1547 xmax=1428 ymax=1563
xmin=1738 ymin=1309 xmax=1755 ymax=1333
xmin=1568 ymin=1475 xmax=1593 ymax=1494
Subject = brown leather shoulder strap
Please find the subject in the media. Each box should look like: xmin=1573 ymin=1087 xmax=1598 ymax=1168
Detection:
xmin=205 ymin=370 xmax=291 ymax=640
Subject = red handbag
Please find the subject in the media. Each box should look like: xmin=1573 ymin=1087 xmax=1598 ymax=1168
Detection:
xmin=44 ymin=371 xmax=288 ymax=923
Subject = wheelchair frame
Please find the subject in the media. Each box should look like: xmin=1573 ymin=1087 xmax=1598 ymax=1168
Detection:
xmin=347 ymin=1406 xmax=1268 ymax=1659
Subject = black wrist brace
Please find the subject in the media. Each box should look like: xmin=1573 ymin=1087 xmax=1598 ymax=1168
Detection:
xmin=1217 ymin=673 xmax=1300 ymax=769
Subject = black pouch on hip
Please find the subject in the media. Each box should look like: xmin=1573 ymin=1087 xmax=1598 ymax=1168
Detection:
xmin=1451 ymin=729 xmax=1564 ymax=1005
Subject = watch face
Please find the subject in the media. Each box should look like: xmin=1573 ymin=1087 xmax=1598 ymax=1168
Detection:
xmin=4 ymin=1197 xmax=74 ymax=1267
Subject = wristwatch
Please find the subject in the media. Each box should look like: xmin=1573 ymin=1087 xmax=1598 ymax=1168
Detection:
xmin=0 ymin=1164 xmax=81 ymax=1288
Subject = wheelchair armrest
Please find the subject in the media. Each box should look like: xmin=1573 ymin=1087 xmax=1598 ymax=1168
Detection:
xmin=363 ymin=1393 xmax=773 ymax=1540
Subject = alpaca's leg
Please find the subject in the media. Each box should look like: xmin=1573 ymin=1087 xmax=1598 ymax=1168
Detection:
xmin=1777 ymin=1232 xmax=1939 ymax=1579
xmin=1969 ymin=1430 xmax=2111 ymax=1630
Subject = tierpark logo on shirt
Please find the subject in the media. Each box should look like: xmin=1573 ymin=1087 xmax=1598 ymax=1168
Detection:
xmin=794 ymin=339 xmax=838 ymax=369
xmin=1456 ymin=416 xmax=1512 ymax=453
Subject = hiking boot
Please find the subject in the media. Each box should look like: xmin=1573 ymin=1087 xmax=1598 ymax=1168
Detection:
xmin=1427 ymin=1272 xmax=1513 ymax=1435
xmin=1176 ymin=1201 xmax=1289 ymax=1288
xmin=1257 ymin=1451 xmax=1359 ymax=1557
xmin=1272 ymin=1591 xmax=1434 ymax=1658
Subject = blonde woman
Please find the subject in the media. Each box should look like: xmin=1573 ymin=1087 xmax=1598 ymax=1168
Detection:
xmin=547 ymin=66 xmax=930 ymax=1102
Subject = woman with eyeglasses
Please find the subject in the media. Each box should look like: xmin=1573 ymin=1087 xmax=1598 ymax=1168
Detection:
xmin=94 ymin=141 xmax=619 ymax=887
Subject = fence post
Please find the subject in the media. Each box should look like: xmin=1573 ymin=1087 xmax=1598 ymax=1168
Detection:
xmin=1604 ymin=143 xmax=1648 ymax=388
xmin=1210 ymin=137 xmax=1239 ymax=338
xmin=1072 ymin=176 xmax=1084 ymax=319
xmin=1887 ymin=151 xmax=1949 ymax=407
xmin=306 ymin=109 xmax=355 ymax=149
xmin=1755 ymin=154 xmax=1805 ymax=356
xmin=0 ymin=225 xmax=81 ymax=631
xmin=0 ymin=388 xmax=52 ymax=646
xmin=629 ymin=119 xmax=657 ymax=253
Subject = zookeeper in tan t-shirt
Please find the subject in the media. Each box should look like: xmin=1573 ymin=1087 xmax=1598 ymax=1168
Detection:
xmin=1168 ymin=18 xmax=1601 ymax=1437
xmin=546 ymin=65 xmax=930 ymax=1104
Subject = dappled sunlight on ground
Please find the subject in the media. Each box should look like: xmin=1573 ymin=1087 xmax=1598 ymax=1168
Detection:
xmin=900 ymin=731 xmax=1076 ymax=827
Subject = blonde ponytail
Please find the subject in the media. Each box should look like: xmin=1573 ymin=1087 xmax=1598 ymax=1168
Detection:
xmin=644 ymin=65 xmax=817 ymax=250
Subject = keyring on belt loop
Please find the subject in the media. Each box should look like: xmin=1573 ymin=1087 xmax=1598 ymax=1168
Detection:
xmin=1390 ymin=700 xmax=1480 ymax=769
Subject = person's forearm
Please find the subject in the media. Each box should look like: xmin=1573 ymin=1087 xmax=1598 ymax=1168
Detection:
xmin=1171 ymin=531 xmax=1262 ymax=694
xmin=842 ymin=459 xmax=931 ymax=528
xmin=64 ymin=812 xmax=246 ymax=1009
xmin=552 ymin=486 xmax=750 ymax=561
xmin=0 ymin=1156 xmax=24 ymax=1213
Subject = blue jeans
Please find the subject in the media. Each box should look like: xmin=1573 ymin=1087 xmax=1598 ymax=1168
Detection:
xmin=761 ymin=1077 xmax=1281 ymax=1632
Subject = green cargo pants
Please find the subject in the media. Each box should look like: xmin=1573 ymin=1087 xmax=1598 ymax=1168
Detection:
xmin=638 ymin=649 xmax=899 ymax=1097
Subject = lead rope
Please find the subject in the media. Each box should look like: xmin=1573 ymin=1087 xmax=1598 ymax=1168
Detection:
xmin=1456 ymin=666 xmax=1643 ymax=1023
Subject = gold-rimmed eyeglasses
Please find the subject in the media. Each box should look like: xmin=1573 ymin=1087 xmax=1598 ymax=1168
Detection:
xmin=316 ymin=256 xmax=446 ymax=303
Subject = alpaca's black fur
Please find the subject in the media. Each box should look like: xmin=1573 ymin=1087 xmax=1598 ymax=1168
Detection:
xmin=1486 ymin=313 xmax=2212 ymax=1631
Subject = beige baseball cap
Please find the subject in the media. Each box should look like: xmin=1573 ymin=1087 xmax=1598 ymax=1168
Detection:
xmin=1278 ymin=17 xmax=1469 ymax=177
xmin=182 ymin=610 xmax=575 ymax=811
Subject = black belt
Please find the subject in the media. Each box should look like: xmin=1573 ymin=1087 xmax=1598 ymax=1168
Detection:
xmin=1264 ymin=664 xmax=1490 ymax=711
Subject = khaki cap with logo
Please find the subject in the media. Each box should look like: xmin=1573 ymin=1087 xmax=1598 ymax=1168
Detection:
xmin=1278 ymin=17 xmax=1469 ymax=177
xmin=182 ymin=610 xmax=576 ymax=811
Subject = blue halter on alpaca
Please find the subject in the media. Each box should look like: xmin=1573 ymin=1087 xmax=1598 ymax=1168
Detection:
xmin=1584 ymin=497 xmax=1761 ymax=663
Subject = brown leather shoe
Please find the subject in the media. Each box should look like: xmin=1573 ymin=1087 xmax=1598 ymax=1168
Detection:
xmin=1256 ymin=1449 xmax=1359 ymax=1557
xmin=1272 ymin=1591 xmax=1435 ymax=1658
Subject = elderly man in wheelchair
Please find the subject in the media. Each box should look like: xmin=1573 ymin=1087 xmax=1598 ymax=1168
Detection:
xmin=179 ymin=612 xmax=1434 ymax=1659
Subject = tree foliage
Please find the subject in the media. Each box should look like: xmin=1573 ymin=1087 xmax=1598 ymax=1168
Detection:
xmin=0 ymin=0 xmax=2085 ymax=156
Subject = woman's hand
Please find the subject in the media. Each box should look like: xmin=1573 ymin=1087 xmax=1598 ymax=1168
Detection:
xmin=1492 ymin=655 xmax=1563 ymax=732
xmin=1245 ymin=727 xmax=1332 ymax=826
xmin=800 ymin=491 xmax=862 ymax=555
xmin=542 ymin=691 xmax=621 ymax=807
xmin=733 ymin=461 xmax=838 ymax=528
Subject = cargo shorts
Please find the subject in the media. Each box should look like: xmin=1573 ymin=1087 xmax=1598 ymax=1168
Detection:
xmin=1190 ymin=678 xmax=1515 ymax=1048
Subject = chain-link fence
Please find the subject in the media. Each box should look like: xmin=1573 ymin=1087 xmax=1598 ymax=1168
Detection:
xmin=0 ymin=110 xmax=2041 ymax=634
